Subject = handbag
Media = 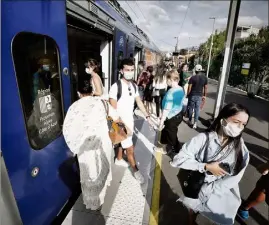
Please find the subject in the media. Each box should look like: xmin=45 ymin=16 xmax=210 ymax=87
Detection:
xmin=101 ymin=100 xmax=128 ymax=145
xmin=179 ymin=132 xmax=209 ymax=199
xmin=152 ymin=88 xmax=160 ymax=97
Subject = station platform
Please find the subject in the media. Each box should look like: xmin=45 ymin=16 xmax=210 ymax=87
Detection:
xmin=62 ymin=81 xmax=269 ymax=225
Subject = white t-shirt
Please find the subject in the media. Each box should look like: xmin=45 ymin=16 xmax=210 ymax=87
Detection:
xmin=109 ymin=80 xmax=139 ymax=132
xmin=153 ymin=77 xmax=167 ymax=90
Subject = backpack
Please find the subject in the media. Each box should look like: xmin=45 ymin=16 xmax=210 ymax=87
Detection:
xmin=116 ymin=80 xmax=138 ymax=101
xmin=116 ymin=80 xmax=138 ymax=113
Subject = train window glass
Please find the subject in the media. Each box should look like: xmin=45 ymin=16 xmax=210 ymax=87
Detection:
xmin=117 ymin=51 xmax=123 ymax=70
xmin=12 ymin=32 xmax=64 ymax=150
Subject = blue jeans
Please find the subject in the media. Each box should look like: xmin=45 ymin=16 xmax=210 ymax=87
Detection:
xmin=187 ymin=96 xmax=202 ymax=123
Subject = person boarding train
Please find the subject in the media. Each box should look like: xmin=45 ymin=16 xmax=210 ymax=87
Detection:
xmin=109 ymin=58 xmax=154 ymax=184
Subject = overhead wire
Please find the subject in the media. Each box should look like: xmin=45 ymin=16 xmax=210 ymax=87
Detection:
xmin=156 ymin=39 xmax=175 ymax=47
xmin=125 ymin=1 xmax=139 ymax=19
xmin=178 ymin=0 xmax=192 ymax=38
xmin=134 ymin=0 xmax=147 ymax=21
xmin=124 ymin=1 xmax=154 ymax=40
xmin=124 ymin=1 xmax=172 ymax=50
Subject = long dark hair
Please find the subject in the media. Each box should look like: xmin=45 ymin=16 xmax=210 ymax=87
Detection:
xmin=154 ymin=64 xmax=166 ymax=83
xmin=208 ymin=103 xmax=250 ymax=135
xmin=207 ymin=103 xmax=250 ymax=173
xmin=147 ymin=66 xmax=153 ymax=73
xmin=78 ymin=74 xmax=93 ymax=94
xmin=180 ymin=63 xmax=187 ymax=72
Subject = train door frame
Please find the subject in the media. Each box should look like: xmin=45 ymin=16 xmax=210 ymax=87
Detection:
xmin=66 ymin=0 xmax=115 ymax=99
xmin=100 ymin=40 xmax=113 ymax=92
xmin=134 ymin=47 xmax=142 ymax=81
xmin=67 ymin=24 xmax=112 ymax=102
xmin=2 ymin=1 xmax=79 ymax=224
xmin=112 ymin=28 xmax=128 ymax=84
xmin=0 ymin=154 xmax=22 ymax=225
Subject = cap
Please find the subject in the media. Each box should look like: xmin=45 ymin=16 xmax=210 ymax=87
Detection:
xmin=195 ymin=64 xmax=203 ymax=71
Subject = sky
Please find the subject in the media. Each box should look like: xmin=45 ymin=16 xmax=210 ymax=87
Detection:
xmin=119 ymin=1 xmax=268 ymax=52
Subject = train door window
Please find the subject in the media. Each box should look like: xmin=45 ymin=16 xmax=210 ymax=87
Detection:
xmin=117 ymin=51 xmax=124 ymax=80
xmin=12 ymin=32 xmax=64 ymax=150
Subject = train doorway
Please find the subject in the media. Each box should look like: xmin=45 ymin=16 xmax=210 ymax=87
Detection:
xmin=134 ymin=47 xmax=142 ymax=81
xmin=67 ymin=16 xmax=113 ymax=102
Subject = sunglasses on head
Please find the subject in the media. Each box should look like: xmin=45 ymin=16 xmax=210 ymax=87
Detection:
xmin=128 ymin=86 xmax=132 ymax=96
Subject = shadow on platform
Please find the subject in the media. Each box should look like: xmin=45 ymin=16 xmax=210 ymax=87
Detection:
xmin=206 ymin=90 xmax=269 ymax=124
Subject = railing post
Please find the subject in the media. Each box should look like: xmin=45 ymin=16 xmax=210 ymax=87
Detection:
xmin=213 ymin=0 xmax=241 ymax=119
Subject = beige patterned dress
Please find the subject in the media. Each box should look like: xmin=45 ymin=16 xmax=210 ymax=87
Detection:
xmin=63 ymin=96 xmax=118 ymax=210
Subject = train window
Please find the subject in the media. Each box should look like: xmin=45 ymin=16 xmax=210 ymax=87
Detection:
xmin=12 ymin=32 xmax=64 ymax=150
xmin=117 ymin=51 xmax=123 ymax=69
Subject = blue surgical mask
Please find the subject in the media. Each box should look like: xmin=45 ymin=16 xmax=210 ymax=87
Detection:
xmin=42 ymin=64 xmax=50 ymax=71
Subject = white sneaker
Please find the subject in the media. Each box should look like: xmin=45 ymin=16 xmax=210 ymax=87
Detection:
xmin=134 ymin=170 xmax=145 ymax=184
xmin=193 ymin=123 xmax=197 ymax=129
xmin=115 ymin=159 xmax=129 ymax=167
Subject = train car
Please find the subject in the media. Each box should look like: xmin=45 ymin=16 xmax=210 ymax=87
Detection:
xmin=1 ymin=1 xmax=161 ymax=225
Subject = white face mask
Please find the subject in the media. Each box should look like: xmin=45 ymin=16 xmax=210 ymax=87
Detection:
xmin=42 ymin=64 xmax=50 ymax=71
xmin=77 ymin=91 xmax=82 ymax=99
xmin=123 ymin=71 xmax=134 ymax=80
xmin=85 ymin=68 xmax=93 ymax=74
xmin=221 ymin=119 xmax=243 ymax=137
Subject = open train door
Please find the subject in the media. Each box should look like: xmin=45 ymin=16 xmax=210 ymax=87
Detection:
xmin=134 ymin=47 xmax=142 ymax=81
xmin=1 ymin=1 xmax=79 ymax=225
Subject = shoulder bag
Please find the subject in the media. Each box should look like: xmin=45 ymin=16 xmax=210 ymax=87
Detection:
xmin=101 ymin=100 xmax=128 ymax=145
xmin=179 ymin=132 xmax=209 ymax=199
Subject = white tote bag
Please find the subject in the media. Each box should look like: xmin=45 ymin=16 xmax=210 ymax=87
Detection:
xmin=152 ymin=88 xmax=160 ymax=97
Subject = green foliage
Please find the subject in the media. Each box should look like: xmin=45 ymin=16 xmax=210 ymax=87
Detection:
xmin=188 ymin=55 xmax=195 ymax=71
xmin=198 ymin=26 xmax=269 ymax=96
xmin=179 ymin=49 xmax=188 ymax=55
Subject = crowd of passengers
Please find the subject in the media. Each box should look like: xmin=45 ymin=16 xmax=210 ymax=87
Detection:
xmin=62 ymin=57 xmax=269 ymax=225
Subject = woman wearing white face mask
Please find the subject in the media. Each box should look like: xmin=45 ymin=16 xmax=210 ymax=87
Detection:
xmin=171 ymin=102 xmax=250 ymax=225
xmin=85 ymin=58 xmax=105 ymax=97
xmin=156 ymin=69 xmax=185 ymax=154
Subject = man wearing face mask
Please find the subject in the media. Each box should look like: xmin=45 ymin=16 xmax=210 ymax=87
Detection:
xmin=33 ymin=57 xmax=52 ymax=102
xmin=109 ymin=58 xmax=154 ymax=184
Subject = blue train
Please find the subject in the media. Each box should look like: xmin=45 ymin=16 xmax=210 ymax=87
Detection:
xmin=1 ymin=0 xmax=161 ymax=224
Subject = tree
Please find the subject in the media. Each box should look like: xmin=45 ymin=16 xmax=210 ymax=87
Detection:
xmin=198 ymin=26 xmax=269 ymax=97
xmin=179 ymin=49 xmax=188 ymax=55
xmin=188 ymin=55 xmax=195 ymax=71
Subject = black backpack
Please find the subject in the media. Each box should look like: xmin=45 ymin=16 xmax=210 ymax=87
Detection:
xmin=116 ymin=80 xmax=138 ymax=113
xmin=116 ymin=80 xmax=138 ymax=101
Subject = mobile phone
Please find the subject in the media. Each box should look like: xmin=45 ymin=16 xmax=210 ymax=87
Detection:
xmin=219 ymin=163 xmax=231 ymax=174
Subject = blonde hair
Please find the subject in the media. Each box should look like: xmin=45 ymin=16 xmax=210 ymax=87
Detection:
xmin=166 ymin=69 xmax=180 ymax=82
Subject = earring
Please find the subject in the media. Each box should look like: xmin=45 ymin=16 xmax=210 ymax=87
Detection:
xmin=221 ymin=119 xmax=227 ymax=126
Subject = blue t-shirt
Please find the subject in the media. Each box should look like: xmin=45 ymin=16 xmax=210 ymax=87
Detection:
xmin=162 ymin=86 xmax=184 ymax=119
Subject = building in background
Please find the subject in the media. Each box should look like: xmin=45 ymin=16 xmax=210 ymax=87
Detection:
xmin=235 ymin=26 xmax=260 ymax=40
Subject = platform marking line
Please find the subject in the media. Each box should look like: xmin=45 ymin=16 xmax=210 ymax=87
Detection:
xmin=149 ymin=151 xmax=162 ymax=225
